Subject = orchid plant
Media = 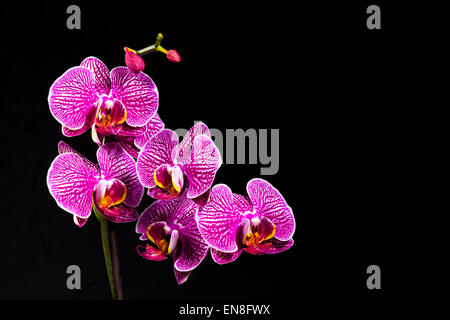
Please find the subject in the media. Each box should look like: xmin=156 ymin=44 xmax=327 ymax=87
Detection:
xmin=46 ymin=33 xmax=296 ymax=299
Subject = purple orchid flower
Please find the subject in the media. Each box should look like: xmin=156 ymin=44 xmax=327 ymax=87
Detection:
xmin=195 ymin=178 xmax=295 ymax=264
xmin=136 ymin=122 xmax=222 ymax=201
xmin=136 ymin=193 xmax=209 ymax=284
xmin=47 ymin=141 xmax=144 ymax=227
xmin=48 ymin=57 xmax=158 ymax=144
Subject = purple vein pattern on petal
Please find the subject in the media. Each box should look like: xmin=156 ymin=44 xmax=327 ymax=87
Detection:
xmin=265 ymin=238 xmax=294 ymax=254
xmin=246 ymin=178 xmax=295 ymax=241
xmin=47 ymin=153 xmax=99 ymax=218
xmin=136 ymin=194 xmax=197 ymax=240
xmin=48 ymin=66 xmax=98 ymax=130
xmin=232 ymin=194 xmax=253 ymax=213
xmin=196 ymin=184 xmax=243 ymax=252
xmin=116 ymin=123 xmax=148 ymax=137
xmin=174 ymin=221 xmax=209 ymax=272
xmin=57 ymin=141 xmax=99 ymax=171
xmin=116 ymin=136 xmax=140 ymax=158
xmin=178 ymin=122 xmax=211 ymax=163
xmin=136 ymin=197 xmax=180 ymax=240
xmin=62 ymin=106 xmax=97 ymax=137
xmin=211 ymin=248 xmax=242 ymax=265
xmin=80 ymin=57 xmax=111 ymax=96
xmin=134 ymin=113 xmax=165 ymax=149
xmin=96 ymin=142 xmax=143 ymax=207
xmin=137 ymin=129 xmax=178 ymax=188
xmin=183 ymin=134 xmax=222 ymax=199
xmin=110 ymin=67 xmax=158 ymax=127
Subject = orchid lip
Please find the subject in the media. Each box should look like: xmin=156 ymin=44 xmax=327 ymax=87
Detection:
xmin=151 ymin=164 xmax=184 ymax=199
xmin=94 ymin=178 xmax=127 ymax=210
xmin=241 ymin=216 xmax=276 ymax=251
xmin=146 ymin=221 xmax=180 ymax=257
xmin=94 ymin=98 xmax=127 ymax=135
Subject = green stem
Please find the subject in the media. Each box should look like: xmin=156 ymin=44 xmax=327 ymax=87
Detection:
xmin=93 ymin=205 xmax=116 ymax=300
xmin=136 ymin=33 xmax=166 ymax=56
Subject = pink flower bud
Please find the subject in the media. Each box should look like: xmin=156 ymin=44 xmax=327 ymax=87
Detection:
xmin=166 ymin=50 xmax=181 ymax=63
xmin=124 ymin=47 xmax=145 ymax=73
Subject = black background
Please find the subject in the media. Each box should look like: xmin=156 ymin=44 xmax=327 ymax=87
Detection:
xmin=0 ymin=0 xmax=420 ymax=314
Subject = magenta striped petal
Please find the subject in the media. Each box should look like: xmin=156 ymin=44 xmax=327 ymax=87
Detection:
xmin=48 ymin=66 xmax=98 ymax=130
xmin=137 ymin=129 xmax=178 ymax=188
xmin=61 ymin=105 xmax=97 ymax=137
xmin=110 ymin=67 xmax=158 ymax=127
xmin=57 ymin=141 xmax=78 ymax=155
xmin=136 ymin=198 xmax=178 ymax=240
xmin=177 ymin=122 xmax=210 ymax=163
xmin=93 ymin=199 xmax=139 ymax=223
xmin=174 ymin=221 xmax=209 ymax=272
xmin=265 ymin=238 xmax=294 ymax=254
xmin=183 ymin=134 xmax=222 ymax=199
xmin=134 ymin=113 xmax=165 ymax=149
xmin=232 ymin=193 xmax=253 ymax=213
xmin=195 ymin=184 xmax=243 ymax=252
xmin=174 ymin=269 xmax=190 ymax=284
xmin=57 ymin=141 xmax=100 ymax=175
xmin=47 ymin=152 xmax=100 ymax=218
xmin=136 ymin=194 xmax=197 ymax=240
xmin=115 ymin=123 xmax=147 ymax=137
xmin=80 ymin=57 xmax=111 ymax=96
xmin=211 ymin=248 xmax=242 ymax=265
xmin=246 ymin=178 xmax=295 ymax=241
xmin=115 ymin=136 xmax=140 ymax=158
xmin=96 ymin=142 xmax=143 ymax=208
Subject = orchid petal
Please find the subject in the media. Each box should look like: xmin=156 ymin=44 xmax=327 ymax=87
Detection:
xmin=62 ymin=106 xmax=97 ymax=137
xmin=110 ymin=67 xmax=158 ymax=127
xmin=183 ymin=134 xmax=222 ymax=199
xmin=47 ymin=152 xmax=99 ymax=218
xmin=195 ymin=184 xmax=243 ymax=252
xmin=96 ymin=142 xmax=143 ymax=207
xmin=134 ymin=113 xmax=165 ymax=149
xmin=174 ymin=221 xmax=209 ymax=272
xmin=174 ymin=269 xmax=190 ymax=285
xmin=48 ymin=66 xmax=98 ymax=130
xmin=80 ymin=57 xmax=111 ymax=96
xmin=94 ymin=201 xmax=139 ymax=223
xmin=246 ymin=179 xmax=295 ymax=241
xmin=177 ymin=122 xmax=211 ymax=163
xmin=192 ymin=188 xmax=211 ymax=207
xmin=57 ymin=141 xmax=98 ymax=171
xmin=115 ymin=123 xmax=147 ymax=137
xmin=265 ymin=238 xmax=294 ymax=254
xmin=137 ymin=129 xmax=178 ymax=188
xmin=232 ymin=193 xmax=253 ymax=213
xmin=210 ymin=248 xmax=242 ymax=265
xmin=115 ymin=136 xmax=140 ymax=158
xmin=136 ymin=195 xmax=197 ymax=240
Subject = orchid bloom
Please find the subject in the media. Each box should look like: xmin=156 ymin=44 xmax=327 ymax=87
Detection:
xmin=47 ymin=141 xmax=144 ymax=227
xmin=48 ymin=57 xmax=158 ymax=145
xmin=195 ymin=179 xmax=295 ymax=264
xmin=136 ymin=193 xmax=209 ymax=284
xmin=136 ymin=122 xmax=222 ymax=200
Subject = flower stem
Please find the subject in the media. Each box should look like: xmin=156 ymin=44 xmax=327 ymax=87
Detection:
xmin=136 ymin=33 xmax=166 ymax=56
xmin=93 ymin=205 xmax=123 ymax=300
